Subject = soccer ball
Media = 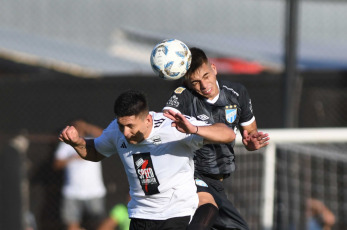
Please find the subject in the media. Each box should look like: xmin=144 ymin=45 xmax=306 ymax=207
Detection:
xmin=150 ymin=39 xmax=191 ymax=81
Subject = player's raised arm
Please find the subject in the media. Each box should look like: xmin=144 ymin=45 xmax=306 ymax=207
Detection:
xmin=59 ymin=126 xmax=105 ymax=162
xmin=199 ymin=123 xmax=236 ymax=144
xmin=164 ymin=109 xmax=235 ymax=144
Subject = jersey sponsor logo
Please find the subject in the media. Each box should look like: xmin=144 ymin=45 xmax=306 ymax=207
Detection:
xmin=153 ymin=118 xmax=165 ymax=128
xmin=197 ymin=114 xmax=210 ymax=121
xmin=133 ymin=152 xmax=160 ymax=195
xmin=195 ymin=179 xmax=208 ymax=187
xmin=120 ymin=142 xmax=127 ymax=148
xmin=166 ymin=95 xmax=179 ymax=107
xmin=150 ymin=135 xmax=162 ymax=145
xmin=174 ymin=87 xmax=186 ymax=94
xmin=225 ymin=105 xmax=237 ymax=123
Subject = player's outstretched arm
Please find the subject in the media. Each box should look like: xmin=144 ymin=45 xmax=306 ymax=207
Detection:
xmin=164 ymin=109 xmax=235 ymax=144
xmin=59 ymin=125 xmax=105 ymax=162
xmin=199 ymin=123 xmax=236 ymax=144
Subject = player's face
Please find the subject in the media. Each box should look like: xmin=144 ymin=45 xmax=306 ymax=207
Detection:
xmin=188 ymin=62 xmax=219 ymax=100
xmin=117 ymin=113 xmax=152 ymax=144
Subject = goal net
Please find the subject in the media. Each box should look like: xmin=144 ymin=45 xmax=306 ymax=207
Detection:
xmin=224 ymin=128 xmax=347 ymax=230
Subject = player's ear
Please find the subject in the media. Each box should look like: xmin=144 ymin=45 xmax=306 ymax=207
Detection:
xmin=210 ymin=63 xmax=218 ymax=75
xmin=145 ymin=113 xmax=152 ymax=124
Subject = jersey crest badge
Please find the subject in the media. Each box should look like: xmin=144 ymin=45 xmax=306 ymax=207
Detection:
xmin=174 ymin=87 xmax=186 ymax=94
xmin=225 ymin=105 xmax=237 ymax=123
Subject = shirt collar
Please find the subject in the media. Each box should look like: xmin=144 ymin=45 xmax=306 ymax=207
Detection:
xmin=205 ymin=81 xmax=220 ymax=104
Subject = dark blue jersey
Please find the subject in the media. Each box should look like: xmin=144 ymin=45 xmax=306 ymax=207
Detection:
xmin=163 ymin=80 xmax=255 ymax=176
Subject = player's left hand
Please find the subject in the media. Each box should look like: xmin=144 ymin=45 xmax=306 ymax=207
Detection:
xmin=242 ymin=130 xmax=270 ymax=151
xmin=164 ymin=110 xmax=196 ymax=134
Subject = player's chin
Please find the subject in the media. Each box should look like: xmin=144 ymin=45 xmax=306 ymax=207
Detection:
xmin=128 ymin=137 xmax=142 ymax=145
xmin=125 ymin=138 xmax=134 ymax=144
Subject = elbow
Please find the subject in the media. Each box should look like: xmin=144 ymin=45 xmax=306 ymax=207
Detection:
xmin=220 ymin=124 xmax=236 ymax=143
xmin=325 ymin=213 xmax=336 ymax=226
xmin=227 ymin=131 xmax=236 ymax=143
xmin=222 ymin=132 xmax=236 ymax=143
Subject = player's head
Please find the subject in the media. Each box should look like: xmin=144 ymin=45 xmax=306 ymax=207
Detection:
xmin=114 ymin=90 xmax=151 ymax=144
xmin=184 ymin=47 xmax=219 ymax=100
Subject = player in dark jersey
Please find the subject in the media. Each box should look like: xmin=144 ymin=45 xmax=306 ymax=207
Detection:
xmin=163 ymin=47 xmax=270 ymax=230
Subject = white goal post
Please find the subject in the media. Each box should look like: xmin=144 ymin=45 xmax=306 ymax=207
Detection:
xmin=235 ymin=127 xmax=347 ymax=230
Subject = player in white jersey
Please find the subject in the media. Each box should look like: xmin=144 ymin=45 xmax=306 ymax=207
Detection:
xmin=95 ymin=111 xmax=203 ymax=221
xmin=59 ymin=90 xmax=236 ymax=230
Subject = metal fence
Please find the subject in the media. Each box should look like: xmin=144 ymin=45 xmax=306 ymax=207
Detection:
xmin=228 ymin=142 xmax=347 ymax=230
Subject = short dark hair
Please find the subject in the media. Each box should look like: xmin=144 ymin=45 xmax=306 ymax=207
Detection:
xmin=184 ymin=47 xmax=208 ymax=81
xmin=114 ymin=90 xmax=149 ymax=117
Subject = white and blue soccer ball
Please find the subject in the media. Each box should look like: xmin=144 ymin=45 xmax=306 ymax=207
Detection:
xmin=150 ymin=39 xmax=191 ymax=81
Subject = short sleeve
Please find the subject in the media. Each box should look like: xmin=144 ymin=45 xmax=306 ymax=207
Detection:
xmin=94 ymin=120 xmax=119 ymax=157
xmin=238 ymin=84 xmax=255 ymax=126
xmin=163 ymin=87 xmax=192 ymax=114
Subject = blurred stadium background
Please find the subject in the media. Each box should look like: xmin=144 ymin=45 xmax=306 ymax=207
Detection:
xmin=0 ymin=0 xmax=346 ymax=229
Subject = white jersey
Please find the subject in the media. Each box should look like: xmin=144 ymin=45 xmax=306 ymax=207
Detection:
xmin=94 ymin=112 xmax=208 ymax=220
xmin=54 ymin=141 xmax=106 ymax=199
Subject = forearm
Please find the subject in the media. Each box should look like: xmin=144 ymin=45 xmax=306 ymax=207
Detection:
xmin=71 ymin=138 xmax=104 ymax=162
xmin=70 ymin=137 xmax=88 ymax=158
xmin=199 ymin=123 xmax=235 ymax=144
xmin=59 ymin=125 xmax=104 ymax=162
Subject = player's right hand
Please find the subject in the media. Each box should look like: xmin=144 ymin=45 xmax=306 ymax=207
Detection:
xmin=164 ymin=109 xmax=196 ymax=134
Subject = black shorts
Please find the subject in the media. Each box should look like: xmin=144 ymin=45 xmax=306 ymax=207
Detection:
xmin=130 ymin=215 xmax=191 ymax=230
xmin=195 ymin=173 xmax=249 ymax=230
